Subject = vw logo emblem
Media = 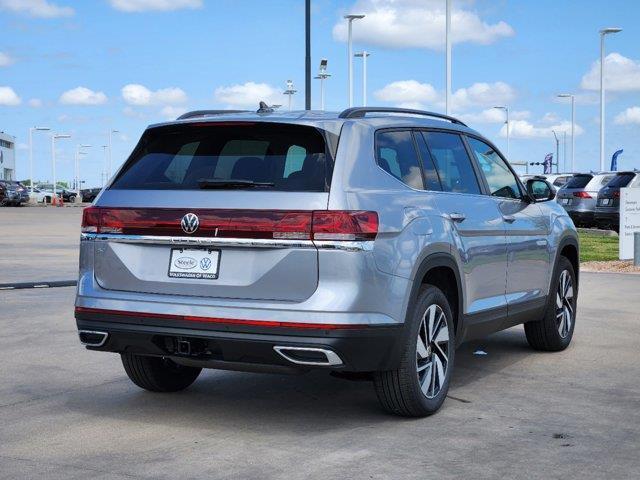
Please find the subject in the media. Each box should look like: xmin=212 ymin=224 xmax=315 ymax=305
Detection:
xmin=200 ymin=257 xmax=212 ymax=270
xmin=181 ymin=213 xmax=199 ymax=234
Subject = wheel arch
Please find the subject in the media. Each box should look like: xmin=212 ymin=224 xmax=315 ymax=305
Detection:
xmin=555 ymin=234 xmax=580 ymax=289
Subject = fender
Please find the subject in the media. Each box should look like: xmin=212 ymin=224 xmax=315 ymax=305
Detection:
xmin=402 ymin=251 xmax=465 ymax=347
xmin=549 ymin=231 xmax=580 ymax=296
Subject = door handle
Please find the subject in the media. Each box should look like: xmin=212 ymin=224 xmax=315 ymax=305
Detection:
xmin=448 ymin=212 xmax=466 ymax=223
xmin=503 ymin=215 xmax=516 ymax=223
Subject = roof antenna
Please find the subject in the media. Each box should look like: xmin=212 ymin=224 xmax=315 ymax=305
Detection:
xmin=257 ymin=101 xmax=274 ymax=114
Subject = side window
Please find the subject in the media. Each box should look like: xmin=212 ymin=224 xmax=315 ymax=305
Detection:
xmin=421 ymin=132 xmax=481 ymax=195
xmin=283 ymin=145 xmax=306 ymax=178
xmin=375 ymin=130 xmax=424 ymax=190
xmin=164 ymin=142 xmax=199 ymax=183
xmin=467 ymin=137 xmax=522 ymax=199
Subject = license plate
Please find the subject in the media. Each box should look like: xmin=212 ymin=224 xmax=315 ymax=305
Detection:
xmin=168 ymin=248 xmax=220 ymax=279
xmin=561 ymin=198 xmax=570 ymax=205
xmin=602 ymin=199 xmax=611 ymax=206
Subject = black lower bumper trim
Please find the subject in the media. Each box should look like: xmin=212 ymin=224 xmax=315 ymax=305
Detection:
xmin=75 ymin=317 xmax=405 ymax=373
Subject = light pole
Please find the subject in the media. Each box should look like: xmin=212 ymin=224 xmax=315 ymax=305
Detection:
xmin=493 ymin=106 xmax=510 ymax=160
xmin=314 ymin=59 xmax=331 ymax=110
xmin=552 ymin=130 xmax=560 ymax=174
xmin=344 ymin=14 xmax=365 ymax=108
xmin=101 ymin=145 xmax=109 ymax=187
xmin=75 ymin=144 xmax=91 ymax=194
xmin=51 ymin=133 xmax=71 ymax=205
xmin=557 ymin=93 xmax=575 ymax=172
xmin=29 ymin=126 xmax=50 ymax=194
xmin=599 ymin=27 xmax=622 ymax=171
xmin=108 ymin=129 xmax=119 ymax=180
xmin=283 ymin=80 xmax=297 ymax=111
xmin=354 ymin=51 xmax=370 ymax=106
xmin=445 ymin=0 xmax=452 ymax=115
xmin=563 ymin=131 xmax=567 ymax=172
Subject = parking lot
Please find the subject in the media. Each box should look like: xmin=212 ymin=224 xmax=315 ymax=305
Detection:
xmin=1 ymin=207 xmax=639 ymax=480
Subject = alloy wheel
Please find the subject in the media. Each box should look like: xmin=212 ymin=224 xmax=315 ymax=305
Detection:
xmin=416 ymin=304 xmax=450 ymax=399
xmin=556 ymin=270 xmax=574 ymax=338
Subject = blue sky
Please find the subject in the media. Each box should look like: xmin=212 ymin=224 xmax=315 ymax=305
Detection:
xmin=0 ymin=0 xmax=639 ymax=187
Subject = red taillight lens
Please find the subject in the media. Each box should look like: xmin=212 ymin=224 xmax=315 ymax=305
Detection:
xmin=613 ymin=191 xmax=620 ymax=198
xmin=573 ymin=191 xmax=592 ymax=199
xmin=81 ymin=208 xmax=378 ymax=241
xmin=312 ymin=211 xmax=378 ymax=241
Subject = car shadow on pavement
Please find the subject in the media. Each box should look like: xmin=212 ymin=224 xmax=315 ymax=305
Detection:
xmin=64 ymin=327 xmax=538 ymax=430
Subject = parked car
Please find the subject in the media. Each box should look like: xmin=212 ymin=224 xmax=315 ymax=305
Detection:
xmin=595 ymin=171 xmax=640 ymax=231
xmin=80 ymin=187 xmax=102 ymax=203
xmin=520 ymin=173 xmax=574 ymax=197
xmin=35 ymin=184 xmax=66 ymax=203
xmin=0 ymin=180 xmax=27 ymax=206
xmin=58 ymin=188 xmax=78 ymax=203
xmin=555 ymin=172 xmax=616 ymax=227
xmin=75 ymin=106 xmax=579 ymax=417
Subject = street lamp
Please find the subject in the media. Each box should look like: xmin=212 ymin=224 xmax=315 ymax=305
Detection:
xmin=108 ymin=129 xmax=119 ymax=180
xmin=445 ymin=0 xmax=452 ymax=115
xmin=344 ymin=14 xmax=365 ymax=108
xmin=354 ymin=51 xmax=370 ymax=106
xmin=51 ymin=133 xmax=71 ymax=205
xmin=557 ymin=93 xmax=575 ymax=172
xmin=283 ymin=80 xmax=297 ymax=111
xmin=552 ymin=130 xmax=560 ymax=174
xmin=101 ymin=145 xmax=109 ymax=187
xmin=314 ymin=59 xmax=331 ymax=110
xmin=599 ymin=27 xmax=622 ymax=171
xmin=29 ymin=126 xmax=50 ymax=195
xmin=75 ymin=144 xmax=91 ymax=194
xmin=493 ymin=106 xmax=510 ymax=160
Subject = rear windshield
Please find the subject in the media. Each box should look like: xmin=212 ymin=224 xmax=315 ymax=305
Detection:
xmin=606 ymin=173 xmax=635 ymax=188
xmin=562 ymin=175 xmax=592 ymax=189
xmin=111 ymin=123 xmax=336 ymax=192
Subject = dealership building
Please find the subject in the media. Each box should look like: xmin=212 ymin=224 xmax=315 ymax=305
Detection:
xmin=0 ymin=131 xmax=16 ymax=180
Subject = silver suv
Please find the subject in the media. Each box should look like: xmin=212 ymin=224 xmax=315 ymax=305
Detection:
xmin=75 ymin=107 xmax=579 ymax=417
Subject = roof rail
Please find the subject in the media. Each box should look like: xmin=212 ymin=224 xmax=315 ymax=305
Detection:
xmin=338 ymin=107 xmax=467 ymax=126
xmin=176 ymin=110 xmax=250 ymax=120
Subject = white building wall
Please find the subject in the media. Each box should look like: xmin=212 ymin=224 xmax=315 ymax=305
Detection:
xmin=0 ymin=131 xmax=16 ymax=180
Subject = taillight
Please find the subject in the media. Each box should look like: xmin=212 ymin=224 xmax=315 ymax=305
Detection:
xmin=312 ymin=211 xmax=378 ymax=241
xmin=613 ymin=191 xmax=620 ymax=198
xmin=573 ymin=191 xmax=592 ymax=199
xmin=81 ymin=208 xmax=378 ymax=241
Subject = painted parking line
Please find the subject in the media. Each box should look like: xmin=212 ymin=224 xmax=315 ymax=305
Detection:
xmin=0 ymin=280 xmax=77 ymax=290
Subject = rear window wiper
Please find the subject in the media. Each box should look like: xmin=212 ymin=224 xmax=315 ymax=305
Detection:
xmin=197 ymin=179 xmax=275 ymax=189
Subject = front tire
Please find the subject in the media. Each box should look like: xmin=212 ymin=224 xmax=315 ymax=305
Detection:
xmin=121 ymin=353 xmax=201 ymax=392
xmin=374 ymin=285 xmax=455 ymax=417
xmin=525 ymin=256 xmax=577 ymax=351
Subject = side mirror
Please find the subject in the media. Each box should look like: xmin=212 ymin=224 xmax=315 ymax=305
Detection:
xmin=526 ymin=178 xmax=555 ymax=202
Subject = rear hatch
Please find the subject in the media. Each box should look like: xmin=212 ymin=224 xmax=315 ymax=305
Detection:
xmin=556 ymin=174 xmax=593 ymax=207
xmin=89 ymin=121 xmax=338 ymax=302
xmin=597 ymin=172 xmax=636 ymax=208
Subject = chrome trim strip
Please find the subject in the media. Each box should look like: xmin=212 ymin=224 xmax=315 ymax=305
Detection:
xmin=81 ymin=233 xmax=314 ymax=249
xmin=78 ymin=330 xmax=109 ymax=347
xmin=273 ymin=346 xmax=343 ymax=367
xmin=81 ymin=233 xmax=374 ymax=251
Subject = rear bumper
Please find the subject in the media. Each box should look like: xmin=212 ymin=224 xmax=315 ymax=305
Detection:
xmin=75 ymin=310 xmax=405 ymax=373
xmin=594 ymin=210 xmax=619 ymax=226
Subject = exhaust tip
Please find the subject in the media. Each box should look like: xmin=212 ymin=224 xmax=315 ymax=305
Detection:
xmin=273 ymin=346 xmax=343 ymax=367
xmin=78 ymin=330 xmax=109 ymax=347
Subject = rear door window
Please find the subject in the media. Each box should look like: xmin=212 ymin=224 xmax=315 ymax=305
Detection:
xmin=375 ymin=130 xmax=424 ymax=189
xmin=110 ymin=123 xmax=335 ymax=192
xmin=421 ymin=131 xmax=481 ymax=195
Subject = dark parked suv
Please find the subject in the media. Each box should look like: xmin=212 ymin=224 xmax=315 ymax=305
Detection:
xmin=595 ymin=171 xmax=640 ymax=231
xmin=75 ymin=107 xmax=579 ymax=417
xmin=0 ymin=180 xmax=28 ymax=206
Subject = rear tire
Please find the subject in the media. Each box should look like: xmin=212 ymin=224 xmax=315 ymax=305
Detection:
xmin=121 ymin=353 xmax=201 ymax=392
xmin=525 ymin=256 xmax=577 ymax=351
xmin=373 ymin=285 xmax=455 ymax=417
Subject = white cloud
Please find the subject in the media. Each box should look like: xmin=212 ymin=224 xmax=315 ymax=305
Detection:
xmin=28 ymin=98 xmax=43 ymax=107
xmin=160 ymin=105 xmax=187 ymax=120
xmin=0 ymin=52 xmax=15 ymax=67
xmin=459 ymin=108 xmax=529 ymax=125
xmin=0 ymin=0 xmax=74 ymax=18
xmin=333 ymin=0 xmax=513 ymax=50
xmin=505 ymin=119 xmax=584 ymax=139
xmin=581 ymin=53 xmax=640 ymax=92
xmin=614 ymin=106 xmax=640 ymax=125
xmin=59 ymin=86 xmax=108 ymax=105
xmin=121 ymin=84 xmax=188 ymax=106
xmin=0 ymin=86 xmax=21 ymax=106
xmin=214 ymin=82 xmax=283 ymax=108
xmin=373 ymin=80 xmax=515 ymax=111
xmin=109 ymin=0 xmax=202 ymax=12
